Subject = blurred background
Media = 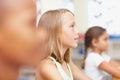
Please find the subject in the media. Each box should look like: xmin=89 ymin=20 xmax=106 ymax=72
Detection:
xmin=19 ymin=0 xmax=120 ymax=80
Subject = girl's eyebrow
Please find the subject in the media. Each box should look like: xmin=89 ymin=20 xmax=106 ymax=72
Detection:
xmin=69 ymin=20 xmax=75 ymax=24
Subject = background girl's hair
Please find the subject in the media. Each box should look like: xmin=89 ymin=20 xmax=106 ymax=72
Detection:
xmin=81 ymin=26 xmax=106 ymax=69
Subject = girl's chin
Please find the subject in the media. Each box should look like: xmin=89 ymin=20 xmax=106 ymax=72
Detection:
xmin=71 ymin=44 xmax=78 ymax=48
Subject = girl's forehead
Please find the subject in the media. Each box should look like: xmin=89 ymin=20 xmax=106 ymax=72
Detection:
xmin=0 ymin=0 xmax=35 ymax=12
xmin=62 ymin=12 xmax=74 ymax=25
xmin=0 ymin=0 xmax=36 ymax=25
xmin=98 ymin=32 xmax=108 ymax=39
xmin=101 ymin=32 xmax=108 ymax=36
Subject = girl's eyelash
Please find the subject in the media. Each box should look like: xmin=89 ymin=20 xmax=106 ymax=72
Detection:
xmin=70 ymin=24 xmax=74 ymax=27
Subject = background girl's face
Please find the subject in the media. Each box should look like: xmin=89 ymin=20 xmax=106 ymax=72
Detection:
xmin=96 ymin=32 xmax=109 ymax=52
xmin=0 ymin=0 xmax=44 ymax=67
xmin=59 ymin=12 xmax=79 ymax=48
xmin=0 ymin=25 xmax=40 ymax=67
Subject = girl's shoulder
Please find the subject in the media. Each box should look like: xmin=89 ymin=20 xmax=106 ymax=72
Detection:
xmin=36 ymin=58 xmax=63 ymax=80
xmin=87 ymin=52 xmax=103 ymax=58
xmin=86 ymin=52 xmax=101 ymax=59
xmin=85 ymin=52 xmax=104 ymax=64
xmin=37 ymin=58 xmax=56 ymax=71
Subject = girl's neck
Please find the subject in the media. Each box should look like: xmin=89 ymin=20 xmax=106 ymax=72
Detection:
xmin=92 ymin=47 xmax=103 ymax=55
xmin=0 ymin=58 xmax=19 ymax=80
xmin=61 ymin=47 xmax=67 ymax=61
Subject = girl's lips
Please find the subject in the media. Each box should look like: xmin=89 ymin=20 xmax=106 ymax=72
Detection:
xmin=74 ymin=35 xmax=79 ymax=40
xmin=74 ymin=37 xmax=79 ymax=42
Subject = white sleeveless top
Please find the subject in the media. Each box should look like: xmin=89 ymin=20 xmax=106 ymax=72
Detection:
xmin=84 ymin=52 xmax=112 ymax=80
xmin=49 ymin=57 xmax=73 ymax=80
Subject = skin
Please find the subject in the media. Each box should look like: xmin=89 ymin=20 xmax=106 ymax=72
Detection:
xmin=0 ymin=0 xmax=48 ymax=80
xmin=36 ymin=12 xmax=91 ymax=80
xmin=92 ymin=32 xmax=120 ymax=78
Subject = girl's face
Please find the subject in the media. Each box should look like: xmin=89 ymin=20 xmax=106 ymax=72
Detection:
xmin=0 ymin=0 xmax=46 ymax=67
xmin=59 ymin=12 xmax=79 ymax=48
xmin=96 ymin=32 xmax=109 ymax=52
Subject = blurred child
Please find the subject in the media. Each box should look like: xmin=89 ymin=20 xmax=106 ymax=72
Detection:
xmin=82 ymin=26 xmax=120 ymax=80
xmin=0 ymin=0 xmax=48 ymax=80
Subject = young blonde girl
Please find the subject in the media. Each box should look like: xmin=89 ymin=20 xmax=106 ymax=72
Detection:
xmin=36 ymin=9 xmax=91 ymax=80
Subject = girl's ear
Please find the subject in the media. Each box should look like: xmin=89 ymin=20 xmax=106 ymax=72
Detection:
xmin=92 ymin=38 xmax=98 ymax=48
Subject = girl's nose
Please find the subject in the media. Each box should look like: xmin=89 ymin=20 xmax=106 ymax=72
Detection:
xmin=75 ymin=26 xmax=80 ymax=35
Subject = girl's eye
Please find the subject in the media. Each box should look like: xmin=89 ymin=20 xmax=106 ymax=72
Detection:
xmin=104 ymin=37 xmax=108 ymax=41
xmin=70 ymin=24 xmax=74 ymax=28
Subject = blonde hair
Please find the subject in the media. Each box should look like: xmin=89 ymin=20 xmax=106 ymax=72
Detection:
xmin=38 ymin=9 xmax=74 ymax=63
